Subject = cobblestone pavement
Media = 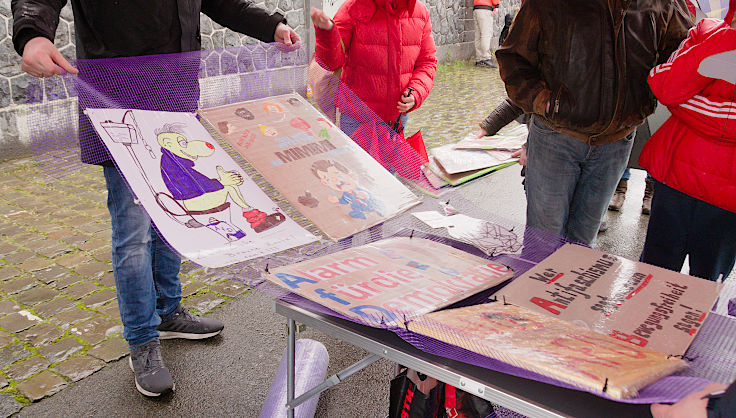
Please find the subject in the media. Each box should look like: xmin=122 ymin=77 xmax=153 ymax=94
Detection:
xmin=0 ymin=60 xmax=503 ymax=414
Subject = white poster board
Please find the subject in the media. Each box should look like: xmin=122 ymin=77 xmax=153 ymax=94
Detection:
xmin=323 ymin=0 xmax=347 ymax=18
xmin=85 ymin=108 xmax=318 ymax=268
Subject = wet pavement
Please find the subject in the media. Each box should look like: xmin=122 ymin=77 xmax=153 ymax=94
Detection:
xmin=0 ymin=60 xmax=665 ymax=415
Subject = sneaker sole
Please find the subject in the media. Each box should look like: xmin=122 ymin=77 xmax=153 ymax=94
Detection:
xmin=158 ymin=329 xmax=223 ymax=340
xmin=128 ymin=357 xmax=175 ymax=397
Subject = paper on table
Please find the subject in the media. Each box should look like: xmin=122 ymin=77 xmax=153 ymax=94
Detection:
xmin=412 ymin=211 xmax=523 ymax=256
xmin=431 ymin=144 xmax=517 ymax=174
xmin=454 ymin=125 xmax=528 ymax=150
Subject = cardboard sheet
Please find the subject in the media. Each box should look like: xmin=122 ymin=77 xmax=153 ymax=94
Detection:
xmin=496 ymin=244 xmax=721 ymax=355
xmin=265 ymin=237 xmax=514 ymax=325
xmin=408 ymin=303 xmax=686 ymax=399
xmin=199 ymin=94 xmax=421 ymax=240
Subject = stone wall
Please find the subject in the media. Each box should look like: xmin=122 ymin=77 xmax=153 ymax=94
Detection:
xmin=0 ymin=0 xmax=519 ymax=161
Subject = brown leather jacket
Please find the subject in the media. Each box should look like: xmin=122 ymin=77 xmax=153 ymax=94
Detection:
xmin=496 ymin=0 xmax=693 ymax=145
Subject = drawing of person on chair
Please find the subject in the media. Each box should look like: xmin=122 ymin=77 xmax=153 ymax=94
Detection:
xmin=156 ymin=123 xmax=285 ymax=233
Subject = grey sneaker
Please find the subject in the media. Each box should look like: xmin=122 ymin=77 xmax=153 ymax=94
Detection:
xmin=475 ymin=59 xmax=497 ymax=68
xmin=157 ymin=304 xmax=224 ymax=340
xmin=129 ymin=339 xmax=174 ymax=397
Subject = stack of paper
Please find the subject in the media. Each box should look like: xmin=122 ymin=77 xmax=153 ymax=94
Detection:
xmin=421 ymin=127 xmax=525 ymax=187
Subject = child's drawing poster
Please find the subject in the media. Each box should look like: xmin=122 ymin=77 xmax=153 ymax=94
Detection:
xmin=84 ymin=108 xmax=318 ymax=268
xmin=198 ymin=93 xmax=421 ymax=240
xmin=266 ymin=237 xmax=514 ymax=326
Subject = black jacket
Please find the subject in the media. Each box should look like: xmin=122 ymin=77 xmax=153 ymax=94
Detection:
xmin=12 ymin=0 xmax=285 ymax=58
xmin=496 ymin=0 xmax=692 ymax=145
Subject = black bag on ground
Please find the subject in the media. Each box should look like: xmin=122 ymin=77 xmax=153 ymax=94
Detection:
xmin=389 ymin=367 xmax=443 ymax=418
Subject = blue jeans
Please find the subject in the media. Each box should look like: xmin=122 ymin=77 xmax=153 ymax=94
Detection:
xmin=640 ymin=181 xmax=736 ymax=281
xmin=104 ymin=166 xmax=182 ymax=348
xmin=525 ymin=116 xmax=634 ymax=245
xmin=620 ymin=167 xmax=654 ymax=182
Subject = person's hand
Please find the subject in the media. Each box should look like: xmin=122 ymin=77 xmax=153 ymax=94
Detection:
xmin=476 ymin=128 xmax=489 ymax=138
xmin=511 ymin=146 xmax=527 ymax=167
xmin=311 ymin=7 xmax=334 ymax=31
xmin=651 ymin=383 xmax=727 ymax=418
xmin=21 ymin=37 xmax=78 ymax=78
xmin=274 ymin=22 xmax=301 ymax=46
xmin=397 ymin=88 xmax=416 ymax=113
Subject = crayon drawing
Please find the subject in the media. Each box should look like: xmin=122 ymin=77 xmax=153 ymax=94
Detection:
xmin=85 ymin=108 xmax=317 ymax=268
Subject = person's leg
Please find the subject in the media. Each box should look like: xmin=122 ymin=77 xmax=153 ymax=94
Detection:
xmin=524 ymin=116 xmax=585 ymax=239
xmin=473 ymin=9 xmax=493 ymax=63
xmin=640 ymin=181 xmax=689 ymax=272
xmin=152 ymin=228 xmax=182 ymax=319
xmin=608 ymin=168 xmax=630 ymax=211
xmin=566 ymin=132 xmax=633 ymax=245
xmin=642 ymin=171 xmax=655 ymax=215
xmin=339 ymin=112 xmax=361 ymax=137
xmin=104 ymin=166 xmax=161 ymax=347
xmin=686 ymin=197 xmax=736 ymax=281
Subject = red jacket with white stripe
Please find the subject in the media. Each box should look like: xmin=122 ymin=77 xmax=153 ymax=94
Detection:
xmin=314 ymin=0 xmax=437 ymax=123
xmin=639 ymin=18 xmax=736 ymax=212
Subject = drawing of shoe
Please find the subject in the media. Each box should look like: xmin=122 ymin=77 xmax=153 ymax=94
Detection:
xmin=244 ymin=209 xmax=285 ymax=233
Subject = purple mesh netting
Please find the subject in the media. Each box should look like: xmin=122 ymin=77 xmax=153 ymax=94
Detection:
xmin=29 ymin=44 xmax=309 ymax=177
xmin=26 ymin=46 xmax=719 ymax=406
xmin=310 ymin=56 xmax=439 ymax=193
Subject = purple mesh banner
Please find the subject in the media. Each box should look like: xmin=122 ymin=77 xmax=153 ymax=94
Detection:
xmin=24 ymin=46 xmax=721 ymax=406
xmin=28 ymin=44 xmax=309 ymax=178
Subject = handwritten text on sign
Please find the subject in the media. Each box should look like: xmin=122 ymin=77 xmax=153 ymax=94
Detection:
xmin=497 ymin=244 xmax=719 ymax=355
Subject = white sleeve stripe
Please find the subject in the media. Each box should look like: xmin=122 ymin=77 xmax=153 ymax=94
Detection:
xmin=689 ymin=95 xmax=736 ymax=111
xmin=680 ymin=103 xmax=736 ymax=118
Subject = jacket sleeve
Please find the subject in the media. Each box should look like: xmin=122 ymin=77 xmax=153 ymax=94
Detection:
xmin=648 ymin=21 xmax=736 ymax=141
xmin=649 ymin=23 xmax=736 ymax=105
xmin=656 ymin=0 xmax=694 ymax=66
xmin=202 ymin=0 xmax=284 ymax=43
xmin=494 ymin=1 xmax=550 ymax=116
xmin=407 ymin=15 xmax=437 ymax=112
xmin=480 ymin=98 xmax=524 ymax=135
xmin=313 ymin=5 xmax=354 ymax=72
xmin=11 ymin=0 xmax=66 ymax=55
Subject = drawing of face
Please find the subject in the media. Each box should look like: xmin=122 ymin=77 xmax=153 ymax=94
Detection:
xmin=290 ymin=117 xmax=311 ymax=132
xmin=217 ymin=121 xmax=234 ymax=134
xmin=234 ymin=107 xmax=255 ymax=120
xmin=317 ymin=165 xmax=358 ymax=193
xmin=263 ymin=102 xmax=283 ymax=114
xmin=258 ymin=124 xmax=278 ymax=137
xmin=316 ymin=118 xmax=332 ymax=129
xmin=157 ymin=131 xmax=215 ymax=161
xmin=287 ymin=97 xmax=301 ymax=106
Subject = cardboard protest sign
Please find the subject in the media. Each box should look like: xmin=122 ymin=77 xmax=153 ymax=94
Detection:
xmin=198 ymin=94 xmax=421 ymax=240
xmin=266 ymin=237 xmax=514 ymax=325
xmin=84 ymin=108 xmax=317 ymax=268
xmin=408 ymin=303 xmax=686 ymax=399
xmin=496 ymin=244 xmax=720 ymax=355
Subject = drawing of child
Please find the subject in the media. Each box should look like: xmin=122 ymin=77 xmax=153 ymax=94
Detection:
xmin=310 ymin=159 xmax=384 ymax=219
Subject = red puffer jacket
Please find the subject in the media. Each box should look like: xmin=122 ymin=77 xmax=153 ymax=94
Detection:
xmin=314 ymin=0 xmax=437 ymax=123
xmin=639 ymin=18 xmax=736 ymax=212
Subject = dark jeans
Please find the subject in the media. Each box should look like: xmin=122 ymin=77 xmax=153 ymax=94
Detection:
xmin=640 ymin=181 xmax=736 ymax=281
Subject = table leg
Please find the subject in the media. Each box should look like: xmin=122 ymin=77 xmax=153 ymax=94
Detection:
xmin=287 ymin=318 xmax=296 ymax=418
